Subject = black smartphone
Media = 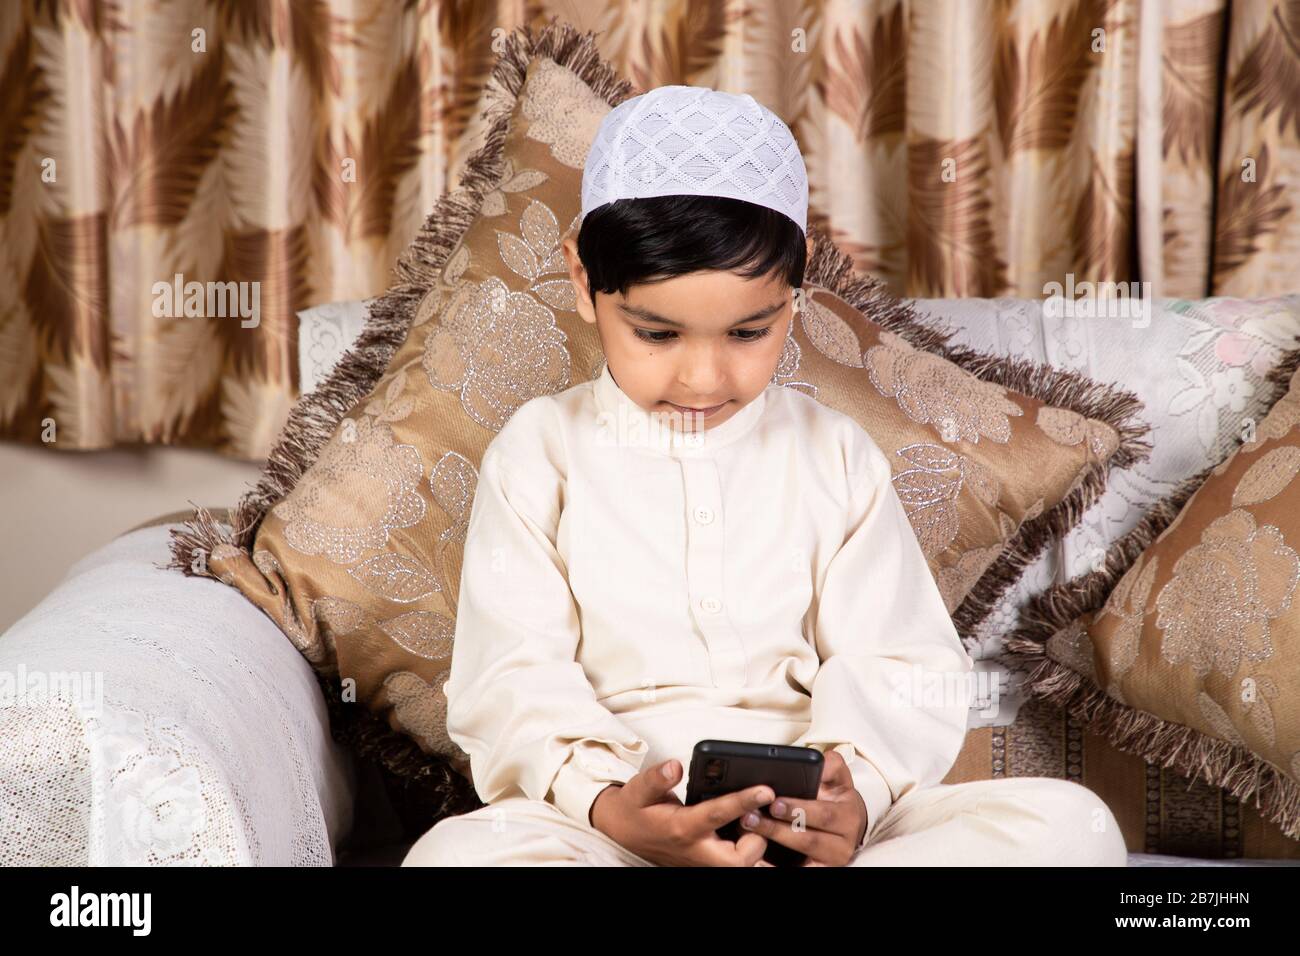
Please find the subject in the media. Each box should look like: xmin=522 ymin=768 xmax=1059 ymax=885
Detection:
xmin=683 ymin=739 xmax=823 ymax=867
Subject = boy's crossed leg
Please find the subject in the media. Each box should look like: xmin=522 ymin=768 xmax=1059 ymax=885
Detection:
xmin=402 ymin=776 xmax=1127 ymax=867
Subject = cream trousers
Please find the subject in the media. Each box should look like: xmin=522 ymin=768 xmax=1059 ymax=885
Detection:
xmin=402 ymin=776 xmax=1129 ymax=866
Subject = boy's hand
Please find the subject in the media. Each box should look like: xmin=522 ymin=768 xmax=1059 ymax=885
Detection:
xmin=739 ymin=749 xmax=868 ymax=867
xmin=589 ymin=758 xmax=776 ymax=866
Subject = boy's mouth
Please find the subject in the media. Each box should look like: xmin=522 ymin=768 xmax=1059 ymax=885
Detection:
xmin=661 ymin=400 xmax=730 ymax=419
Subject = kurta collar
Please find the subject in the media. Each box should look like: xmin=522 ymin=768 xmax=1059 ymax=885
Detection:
xmin=592 ymin=361 xmax=769 ymax=457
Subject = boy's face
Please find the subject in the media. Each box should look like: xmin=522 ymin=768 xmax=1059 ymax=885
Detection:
xmin=561 ymin=235 xmax=813 ymax=431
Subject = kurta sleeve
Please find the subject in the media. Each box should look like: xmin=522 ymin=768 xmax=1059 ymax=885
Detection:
xmin=792 ymin=427 xmax=975 ymax=847
xmin=443 ymin=442 xmax=650 ymax=827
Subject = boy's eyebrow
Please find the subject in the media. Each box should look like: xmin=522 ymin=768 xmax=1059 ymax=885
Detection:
xmin=618 ymin=299 xmax=787 ymax=329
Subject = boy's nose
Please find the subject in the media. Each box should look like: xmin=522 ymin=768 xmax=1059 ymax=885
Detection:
xmin=675 ymin=350 xmax=727 ymax=399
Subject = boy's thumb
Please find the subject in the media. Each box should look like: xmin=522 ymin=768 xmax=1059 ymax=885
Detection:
xmin=652 ymin=758 xmax=680 ymax=792
xmin=627 ymin=758 xmax=681 ymax=806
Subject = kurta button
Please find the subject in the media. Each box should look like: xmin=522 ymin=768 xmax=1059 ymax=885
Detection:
xmin=693 ymin=507 xmax=714 ymax=525
xmin=700 ymin=597 xmax=722 ymax=613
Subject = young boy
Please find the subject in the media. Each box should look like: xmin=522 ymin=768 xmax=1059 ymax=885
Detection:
xmin=403 ymin=86 xmax=1127 ymax=867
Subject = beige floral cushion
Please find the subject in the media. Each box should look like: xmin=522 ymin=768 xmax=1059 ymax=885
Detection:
xmin=169 ymin=25 xmax=1149 ymax=803
xmin=786 ymin=290 xmax=1134 ymax=625
xmin=1007 ymin=360 xmax=1300 ymax=841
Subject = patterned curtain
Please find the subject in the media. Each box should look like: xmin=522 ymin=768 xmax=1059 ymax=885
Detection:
xmin=1 ymin=0 xmax=1296 ymax=460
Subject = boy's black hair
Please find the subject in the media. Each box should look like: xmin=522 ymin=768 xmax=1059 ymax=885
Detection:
xmin=575 ymin=195 xmax=806 ymax=303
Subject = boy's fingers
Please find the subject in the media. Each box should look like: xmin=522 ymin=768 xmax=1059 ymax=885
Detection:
xmin=685 ymin=785 xmax=774 ymax=836
xmin=740 ymin=807 xmax=837 ymax=862
xmin=700 ymin=831 xmax=768 ymax=867
xmin=764 ymin=795 xmax=838 ymax=835
xmin=732 ymin=831 xmax=769 ymax=867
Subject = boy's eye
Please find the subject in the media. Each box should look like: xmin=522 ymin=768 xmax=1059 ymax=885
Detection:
xmin=632 ymin=327 xmax=773 ymax=343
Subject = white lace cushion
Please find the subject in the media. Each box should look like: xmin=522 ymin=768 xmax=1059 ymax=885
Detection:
xmin=0 ymin=525 xmax=356 ymax=865
xmin=298 ymin=298 xmax=375 ymax=394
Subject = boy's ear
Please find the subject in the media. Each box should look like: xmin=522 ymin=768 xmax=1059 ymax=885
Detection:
xmin=562 ymin=236 xmax=598 ymax=326
xmin=805 ymin=235 xmax=814 ymax=263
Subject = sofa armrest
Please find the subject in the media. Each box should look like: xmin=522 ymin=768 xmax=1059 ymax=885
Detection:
xmin=0 ymin=525 xmax=355 ymax=865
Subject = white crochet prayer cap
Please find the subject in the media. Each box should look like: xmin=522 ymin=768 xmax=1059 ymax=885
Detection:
xmin=580 ymin=85 xmax=808 ymax=234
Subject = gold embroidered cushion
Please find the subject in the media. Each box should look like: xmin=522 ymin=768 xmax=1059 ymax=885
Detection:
xmin=782 ymin=284 xmax=1146 ymax=634
xmin=1006 ymin=358 xmax=1300 ymax=841
xmin=168 ymin=25 xmax=1149 ymax=809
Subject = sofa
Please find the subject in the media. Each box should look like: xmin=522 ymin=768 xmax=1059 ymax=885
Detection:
xmin=3 ymin=293 xmax=1300 ymax=867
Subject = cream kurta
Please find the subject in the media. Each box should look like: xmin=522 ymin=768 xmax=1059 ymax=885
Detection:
xmin=443 ymin=362 xmax=976 ymax=847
